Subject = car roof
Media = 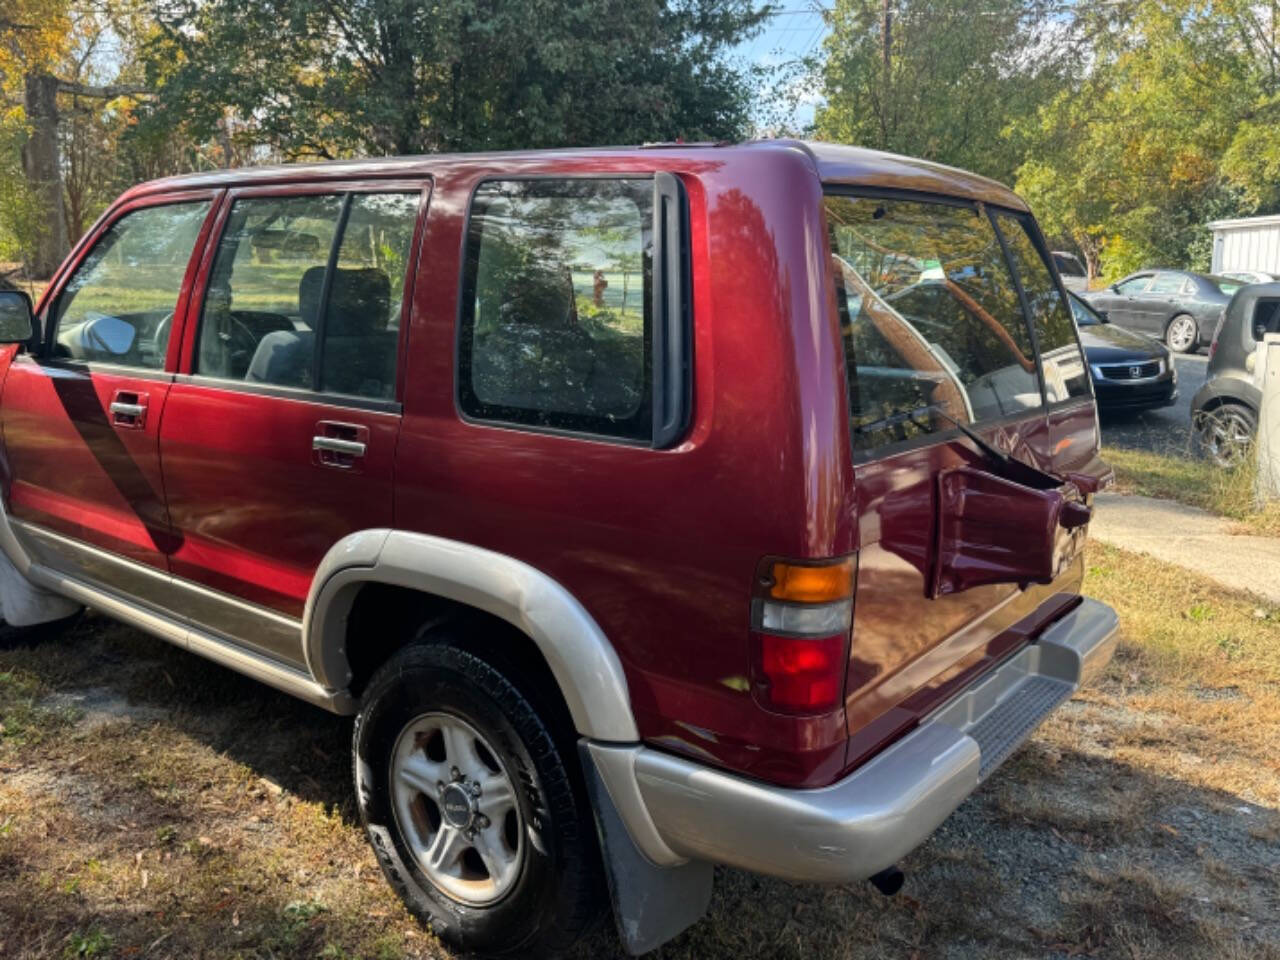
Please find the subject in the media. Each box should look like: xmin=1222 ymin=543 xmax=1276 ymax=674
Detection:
xmin=120 ymin=139 xmax=1031 ymax=212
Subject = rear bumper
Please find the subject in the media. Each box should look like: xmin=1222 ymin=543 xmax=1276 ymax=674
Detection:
xmin=588 ymin=597 xmax=1118 ymax=883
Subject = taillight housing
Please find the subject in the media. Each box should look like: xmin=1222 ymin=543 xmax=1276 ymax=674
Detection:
xmin=750 ymin=556 xmax=855 ymax=715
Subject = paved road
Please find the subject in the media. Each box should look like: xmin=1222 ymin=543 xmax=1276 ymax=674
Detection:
xmin=1098 ymin=354 xmax=1209 ymax=456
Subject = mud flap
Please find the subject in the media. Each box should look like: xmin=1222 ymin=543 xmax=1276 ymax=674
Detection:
xmin=0 ymin=544 xmax=80 ymax=627
xmin=578 ymin=742 xmax=713 ymax=955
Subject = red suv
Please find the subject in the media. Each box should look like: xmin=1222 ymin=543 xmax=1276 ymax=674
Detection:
xmin=0 ymin=141 xmax=1116 ymax=957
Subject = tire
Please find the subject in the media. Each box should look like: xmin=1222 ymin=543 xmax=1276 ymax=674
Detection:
xmin=1197 ymin=402 xmax=1258 ymax=468
xmin=353 ymin=640 xmax=603 ymax=957
xmin=0 ymin=610 xmax=82 ymax=650
xmin=1165 ymin=313 xmax=1199 ymax=354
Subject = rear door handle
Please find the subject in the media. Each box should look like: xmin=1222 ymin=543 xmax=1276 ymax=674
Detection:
xmin=312 ymin=421 xmax=369 ymax=470
xmin=109 ymin=390 xmax=148 ymax=429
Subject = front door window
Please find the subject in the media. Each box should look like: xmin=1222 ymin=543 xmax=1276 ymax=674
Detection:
xmin=50 ymin=201 xmax=212 ymax=368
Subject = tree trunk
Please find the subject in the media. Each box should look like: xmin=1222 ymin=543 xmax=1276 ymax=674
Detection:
xmin=20 ymin=73 xmax=69 ymax=279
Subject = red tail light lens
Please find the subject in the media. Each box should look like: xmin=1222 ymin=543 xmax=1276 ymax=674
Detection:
xmin=750 ymin=556 xmax=854 ymax=715
xmin=755 ymin=632 xmax=847 ymax=714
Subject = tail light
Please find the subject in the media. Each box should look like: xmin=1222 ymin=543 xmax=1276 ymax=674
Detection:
xmin=750 ymin=557 xmax=855 ymax=715
xmin=1208 ymin=308 xmax=1227 ymax=360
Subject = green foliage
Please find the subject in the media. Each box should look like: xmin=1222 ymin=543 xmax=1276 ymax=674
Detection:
xmin=138 ymin=0 xmax=770 ymax=158
xmin=814 ymin=0 xmax=1068 ymax=186
xmin=1009 ymin=0 xmax=1279 ymax=277
xmin=0 ymin=115 xmax=49 ymax=279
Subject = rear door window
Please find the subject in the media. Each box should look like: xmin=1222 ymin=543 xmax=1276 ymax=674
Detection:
xmin=197 ymin=191 xmax=418 ymax=400
xmin=1148 ymin=273 xmax=1184 ymax=295
xmin=824 ymin=194 xmax=1043 ymax=452
xmin=457 ymin=178 xmax=653 ymax=441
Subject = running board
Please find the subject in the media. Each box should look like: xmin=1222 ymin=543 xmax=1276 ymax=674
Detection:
xmin=26 ymin=562 xmax=356 ymax=714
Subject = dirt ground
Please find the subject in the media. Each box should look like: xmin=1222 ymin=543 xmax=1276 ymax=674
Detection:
xmin=1 ymin=544 xmax=1277 ymax=960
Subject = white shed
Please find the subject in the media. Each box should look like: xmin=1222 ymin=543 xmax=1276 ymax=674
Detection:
xmin=1208 ymin=213 xmax=1280 ymax=275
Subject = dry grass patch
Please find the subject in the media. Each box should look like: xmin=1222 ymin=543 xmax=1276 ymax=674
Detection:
xmin=1 ymin=547 xmax=1278 ymax=959
xmin=1103 ymin=444 xmax=1280 ymax=536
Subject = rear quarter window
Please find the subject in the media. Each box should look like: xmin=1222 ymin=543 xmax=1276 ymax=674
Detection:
xmin=457 ymin=178 xmax=653 ymax=441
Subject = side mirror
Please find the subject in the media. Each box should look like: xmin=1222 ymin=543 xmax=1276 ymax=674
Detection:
xmin=1257 ymin=323 xmax=1269 ymax=341
xmin=1097 ymin=309 xmax=1110 ymax=323
xmin=0 ymin=290 xmax=34 ymax=344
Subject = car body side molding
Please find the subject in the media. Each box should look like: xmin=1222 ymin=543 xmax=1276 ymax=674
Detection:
xmin=304 ymin=528 xmax=640 ymax=743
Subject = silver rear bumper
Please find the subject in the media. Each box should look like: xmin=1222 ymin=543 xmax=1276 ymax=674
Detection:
xmin=589 ymin=596 xmax=1118 ymax=883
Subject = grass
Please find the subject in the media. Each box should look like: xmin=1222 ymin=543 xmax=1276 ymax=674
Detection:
xmin=1103 ymin=444 xmax=1280 ymax=536
xmin=0 ymin=548 xmax=1278 ymax=959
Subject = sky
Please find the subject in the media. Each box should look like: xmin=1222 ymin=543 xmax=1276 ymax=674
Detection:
xmin=730 ymin=3 xmax=832 ymax=131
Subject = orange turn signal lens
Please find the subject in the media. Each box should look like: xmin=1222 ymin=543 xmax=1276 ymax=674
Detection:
xmin=768 ymin=559 xmax=854 ymax=604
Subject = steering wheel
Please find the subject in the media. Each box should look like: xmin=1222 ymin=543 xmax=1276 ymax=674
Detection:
xmin=218 ymin=315 xmax=265 ymax=378
xmin=151 ymin=310 xmax=175 ymax=360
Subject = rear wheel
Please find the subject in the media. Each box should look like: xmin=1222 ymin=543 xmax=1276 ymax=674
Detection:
xmin=1197 ymin=403 xmax=1257 ymax=468
xmin=353 ymin=640 xmax=602 ymax=957
xmin=1165 ymin=313 xmax=1199 ymax=354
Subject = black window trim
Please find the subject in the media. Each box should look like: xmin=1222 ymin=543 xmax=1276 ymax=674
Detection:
xmin=822 ymin=185 xmax=1088 ymax=461
xmin=453 ymin=172 xmax=692 ymax=449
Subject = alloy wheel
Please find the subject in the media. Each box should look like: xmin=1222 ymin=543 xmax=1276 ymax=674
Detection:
xmin=389 ymin=712 xmax=524 ymax=906
xmin=1200 ymin=407 xmax=1255 ymax=468
xmin=1166 ymin=315 xmax=1197 ymax=353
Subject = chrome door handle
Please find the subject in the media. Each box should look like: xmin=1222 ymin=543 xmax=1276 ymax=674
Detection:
xmin=109 ymin=402 xmax=145 ymax=417
xmin=312 ymin=436 xmax=367 ymax=457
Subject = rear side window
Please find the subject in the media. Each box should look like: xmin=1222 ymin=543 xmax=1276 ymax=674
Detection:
xmin=198 ymin=191 xmax=418 ymax=400
xmin=458 ymin=179 xmax=653 ymax=441
xmin=1149 ymin=273 xmax=1183 ymax=295
xmin=825 ymin=195 xmax=1042 ymax=452
xmin=51 ymin=200 xmax=211 ymax=368
xmin=996 ymin=214 xmax=1090 ymax=404
xmin=1116 ymin=275 xmax=1151 ymax=294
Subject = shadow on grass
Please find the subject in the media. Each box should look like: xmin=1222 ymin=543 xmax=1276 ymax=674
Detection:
xmin=3 ymin=615 xmax=1279 ymax=960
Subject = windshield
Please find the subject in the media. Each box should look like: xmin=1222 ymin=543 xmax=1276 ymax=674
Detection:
xmin=1211 ymin=277 xmax=1242 ymax=296
xmin=826 ymin=194 xmax=1089 ymax=453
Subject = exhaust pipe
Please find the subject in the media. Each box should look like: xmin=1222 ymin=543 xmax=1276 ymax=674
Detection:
xmin=868 ymin=865 xmax=904 ymax=897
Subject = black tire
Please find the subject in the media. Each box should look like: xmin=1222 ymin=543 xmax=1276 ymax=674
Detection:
xmin=1164 ymin=313 xmax=1200 ymax=354
xmin=353 ymin=640 xmax=603 ymax=957
xmin=0 ymin=610 xmax=82 ymax=649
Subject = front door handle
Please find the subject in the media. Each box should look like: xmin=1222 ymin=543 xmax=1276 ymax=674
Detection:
xmin=312 ymin=421 xmax=369 ymax=470
xmin=312 ymin=436 xmax=367 ymax=457
xmin=109 ymin=390 xmax=148 ymax=429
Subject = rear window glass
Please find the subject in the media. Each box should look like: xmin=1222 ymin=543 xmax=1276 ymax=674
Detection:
xmin=825 ymin=195 xmax=1043 ymax=453
xmin=458 ymin=179 xmax=653 ymax=441
xmin=997 ymin=214 xmax=1090 ymax=403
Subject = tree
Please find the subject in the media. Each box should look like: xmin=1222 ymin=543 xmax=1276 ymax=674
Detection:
xmin=139 ymin=0 xmax=770 ymax=159
xmin=1012 ymin=0 xmax=1279 ymax=279
xmin=2 ymin=0 xmax=154 ymax=276
xmin=813 ymin=0 xmax=1070 ymax=186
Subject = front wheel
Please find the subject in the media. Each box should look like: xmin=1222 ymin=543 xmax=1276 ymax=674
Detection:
xmin=353 ymin=641 xmax=602 ymax=957
xmin=1165 ymin=313 xmax=1199 ymax=354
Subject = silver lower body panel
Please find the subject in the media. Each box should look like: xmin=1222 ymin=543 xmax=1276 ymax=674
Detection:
xmin=590 ymin=597 xmax=1119 ymax=884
